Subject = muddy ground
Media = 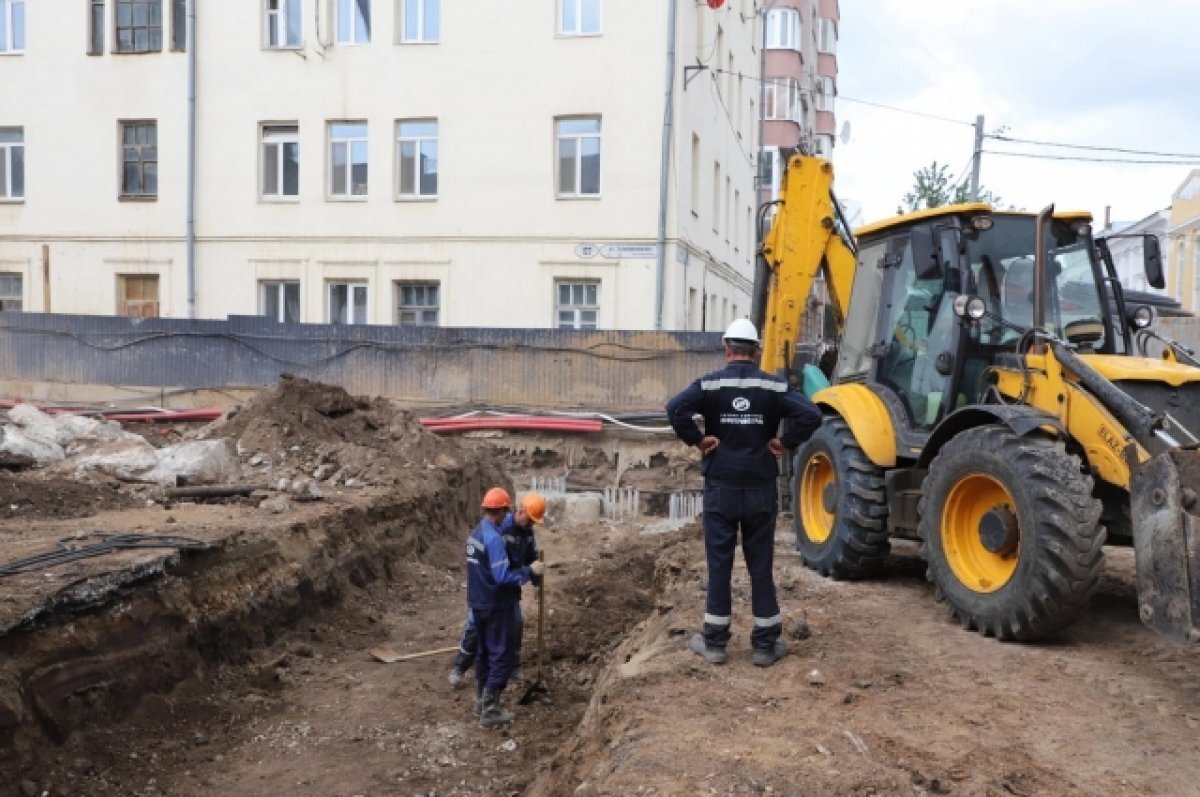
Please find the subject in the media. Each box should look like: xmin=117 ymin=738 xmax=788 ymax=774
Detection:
xmin=0 ymin=383 xmax=1197 ymax=795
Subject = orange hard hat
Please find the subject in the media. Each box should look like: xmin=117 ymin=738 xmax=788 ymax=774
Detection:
xmin=521 ymin=492 xmax=547 ymax=524
xmin=481 ymin=487 xmax=512 ymax=510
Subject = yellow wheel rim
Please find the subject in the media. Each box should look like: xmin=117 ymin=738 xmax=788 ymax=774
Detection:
xmin=941 ymin=473 xmax=1019 ymax=593
xmin=800 ymin=452 xmax=836 ymax=544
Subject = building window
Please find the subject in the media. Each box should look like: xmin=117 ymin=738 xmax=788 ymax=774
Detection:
xmin=120 ymin=121 xmax=158 ymax=199
xmin=0 ymin=274 xmax=22 ymax=311
xmin=265 ymin=0 xmax=302 ymax=48
xmin=329 ymin=122 xmax=368 ymax=197
xmin=115 ymin=0 xmax=163 ymax=53
xmin=814 ymin=134 xmax=834 ymax=159
xmin=759 ymin=146 xmax=780 ymax=200
xmin=329 ymin=282 xmax=368 ymax=324
xmin=764 ymin=78 xmax=802 ymax=122
xmin=0 ymin=128 xmax=23 ymax=200
xmin=396 ymin=119 xmax=438 ymax=198
xmin=88 ymin=0 xmax=105 ymax=53
xmin=711 ymin=160 xmax=720 ymax=232
xmin=169 ymin=0 xmax=186 ymax=51
xmin=555 ymin=117 xmax=601 ymax=197
xmin=734 ymin=188 xmax=741 ymax=248
xmin=764 ymin=7 xmax=799 ymax=50
xmin=0 ymin=0 xmax=26 ymax=53
xmin=559 ymin=0 xmax=601 ymax=36
xmin=816 ymin=17 xmax=837 ymax=54
xmin=400 ymin=0 xmax=439 ymax=43
xmin=690 ymin=134 xmax=700 ymax=215
xmin=118 ymin=275 xmax=160 ymax=317
xmin=814 ymin=76 xmax=835 ymax=112
xmin=336 ymin=0 xmax=370 ymax=44
xmin=396 ymin=282 xmax=439 ymax=326
xmin=262 ymin=125 xmax=299 ymax=199
xmin=260 ymin=280 xmax=300 ymax=323
xmin=687 ymin=287 xmax=698 ymax=330
xmin=556 ymin=281 xmax=599 ymax=330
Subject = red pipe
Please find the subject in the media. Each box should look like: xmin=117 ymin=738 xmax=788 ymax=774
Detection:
xmin=420 ymin=418 xmax=602 ymax=434
xmin=102 ymin=409 xmax=224 ymax=423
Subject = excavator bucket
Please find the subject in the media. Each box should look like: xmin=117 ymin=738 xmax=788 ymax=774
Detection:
xmin=1130 ymin=449 xmax=1200 ymax=642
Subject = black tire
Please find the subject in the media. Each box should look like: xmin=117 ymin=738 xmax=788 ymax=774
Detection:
xmin=918 ymin=425 xmax=1106 ymax=641
xmin=792 ymin=416 xmax=889 ymax=579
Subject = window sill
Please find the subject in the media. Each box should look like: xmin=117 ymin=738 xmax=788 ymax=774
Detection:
xmin=327 ymin=195 xmax=369 ymax=202
xmin=0 ymin=51 xmax=24 ymax=56
xmin=0 ymin=198 xmax=25 ymax=204
xmin=556 ymin=194 xmax=602 ymax=201
xmin=335 ymin=41 xmax=371 ymax=47
xmin=398 ymin=39 xmax=440 ymax=45
xmin=555 ymin=32 xmax=603 ymax=39
xmin=395 ymin=195 xmax=438 ymax=202
xmin=119 ymin=195 xmax=158 ymax=202
xmin=260 ymin=196 xmax=301 ymax=203
xmin=263 ymin=44 xmax=304 ymax=51
xmin=113 ymin=49 xmax=165 ymax=55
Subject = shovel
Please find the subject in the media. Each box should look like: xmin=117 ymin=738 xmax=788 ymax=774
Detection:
xmin=518 ymin=552 xmax=549 ymax=705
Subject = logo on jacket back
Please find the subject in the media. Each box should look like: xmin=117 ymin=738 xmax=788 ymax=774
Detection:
xmin=732 ymin=397 xmax=750 ymax=412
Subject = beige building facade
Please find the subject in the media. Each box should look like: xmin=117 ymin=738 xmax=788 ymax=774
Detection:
xmin=1168 ymin=171 xmax=1200 ymax=312
xmin=0 ymin=0 xmax=764 ymax=331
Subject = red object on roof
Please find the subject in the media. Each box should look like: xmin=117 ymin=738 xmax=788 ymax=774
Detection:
xmin=707 ymin=0 xmax=725 ymax=8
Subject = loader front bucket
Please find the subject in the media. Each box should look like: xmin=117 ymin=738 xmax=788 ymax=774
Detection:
xmin=1130 ymin=449 xmax=1200 ymax=642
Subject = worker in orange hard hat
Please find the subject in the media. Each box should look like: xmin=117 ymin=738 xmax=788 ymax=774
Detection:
xmin=451 ymin=492 xmax=546 ymax=694
xmin=463 ymin=487 xmax=543 ymax=727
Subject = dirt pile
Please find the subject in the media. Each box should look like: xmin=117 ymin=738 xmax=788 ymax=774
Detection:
xmin=199 ymin=377 xmax=459 ymax=490
xmin=0 ymin=474 xmax=135 ymax=519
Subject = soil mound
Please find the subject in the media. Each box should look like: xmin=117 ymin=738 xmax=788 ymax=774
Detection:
xmin=0 ymin=473 xmax=134 ymax=519
xmin=199 ymin=377 xmax=463 ymax=488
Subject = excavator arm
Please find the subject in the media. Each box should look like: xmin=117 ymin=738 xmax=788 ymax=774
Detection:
xmin=756 ymin=156 xmax=858 ymax=377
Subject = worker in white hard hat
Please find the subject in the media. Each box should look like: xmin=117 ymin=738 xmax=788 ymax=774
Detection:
xmin=666 ymin=318 xmax=822 ymax=667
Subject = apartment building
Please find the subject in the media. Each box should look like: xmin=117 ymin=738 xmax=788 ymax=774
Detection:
xmin=757 ymin=0 xmax=839 ymax=208
xmin=0 ymin=0 xmax=762 ymax=331
xmin=1169 ymin=170 xmax=1200 ymax=312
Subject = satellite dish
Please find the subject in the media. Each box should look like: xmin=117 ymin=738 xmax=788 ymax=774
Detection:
xmin=840 ymin=120 xmax=852 ymax=145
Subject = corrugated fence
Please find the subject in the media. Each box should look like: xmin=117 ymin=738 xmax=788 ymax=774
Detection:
xmin=0 ymin=313 xmax=726 ymax=412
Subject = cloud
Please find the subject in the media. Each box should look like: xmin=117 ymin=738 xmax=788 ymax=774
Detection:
xmin=833 ymin=0 xmax=1200 ymax=225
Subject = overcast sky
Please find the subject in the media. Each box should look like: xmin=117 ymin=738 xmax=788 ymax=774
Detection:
xmin=833 ymin=0 xmax=1200 ymax=227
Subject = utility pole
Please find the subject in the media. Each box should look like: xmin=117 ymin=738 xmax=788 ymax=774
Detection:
xmin=969 ymin=113 xmax=984 ymax=201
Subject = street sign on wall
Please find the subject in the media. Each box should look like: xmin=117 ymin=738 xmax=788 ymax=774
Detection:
xmin=600 ymin=244 xmax=659 ymax=260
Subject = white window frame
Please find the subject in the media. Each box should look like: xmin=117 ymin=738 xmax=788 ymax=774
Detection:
xmin=558 ymin=0 xmax=601 ymax=36
xmin=264 ymin=0 xmax=302 ymax=48
xmin=259 ymin=280 xmax=300 ymax=323
xmin=328 ymin=281 xmax=369 ymax=324
xmin=555 ymin=117 xmax=601 ymax=198
xmin=261 ymin=124 xmax=299 ymax=200
xmin=0 ymin=128 xmax=23 ymax=201
xmin=0 ymin=273 xmax=22 ymax=311
xmin=764 ymin=78 xmax=802 ymax=122
xmin=817 ymin=17 xmax=837 ymax=55
xmin=759 ymin=146 xmax=780 ymax=201
xmin=555 ymin=280 xmax=600 ymax=330
xmin=396 ymin=281 xmax=440 ymax=326
xmin=814 ymin=76 xmax=835 ymax=112
xmin=328 ymin=122 xmax=368 ymax=199
xmin=764 ymin=7 xmax=800 ymax=51
xmin=399 ymin=0 xmax=439 ymax=43
xmin=119 ymin=120 xmax=158 ymax=200
xmin=395 ymin=119 xmax=438 ymax=199
xmin=814 ymin=134 xmax=834 ymax=159
xmin=336 ymin=0 xmax=371 ymax=44
xmin=0 ymin=0 xmax=25 ymax=53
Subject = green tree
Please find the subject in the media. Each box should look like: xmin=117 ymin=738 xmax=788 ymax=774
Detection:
xmin=897 ymin=160 xmax=1002 ymax=214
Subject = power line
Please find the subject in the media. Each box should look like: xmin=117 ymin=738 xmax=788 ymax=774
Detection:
xmin=986 ymin=134 xmax=1200 ymax=160
xmin=981 ymin=150 xmax=1200 ymax=166
xmin=836 ymin=95 xmax=973 ymax=127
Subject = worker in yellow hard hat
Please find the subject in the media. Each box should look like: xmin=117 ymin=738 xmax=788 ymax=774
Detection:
xmin=462 ymin=488 xmax=545 ymax=727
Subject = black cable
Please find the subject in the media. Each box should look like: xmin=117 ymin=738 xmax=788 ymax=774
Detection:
xmin=981 ymin=150 xmax=1200 ymax=166
xmin=986 ymin=134 xmax=1200 ymax=160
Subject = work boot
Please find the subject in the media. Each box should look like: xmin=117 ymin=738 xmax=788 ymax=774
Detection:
xmin=448 ymin=667 xmax=466 ymax=688
xmin=479 ymin=688 xmax=514 ymax=728
xmin=752 ymin=639 xmax=789 ymax=668
xmin=472 ymin=682 xmax=484 ymax=717
xmin=510 ymin=666 xmax=524 ymax=684
xmin=688 ymin=632 xmax=727 ymax=665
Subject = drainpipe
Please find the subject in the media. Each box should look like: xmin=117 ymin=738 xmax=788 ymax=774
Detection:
xmin=653 ymin=0 xmax=679 ymax=331
xmin=186 ymin=0 xmax=197 ymax=318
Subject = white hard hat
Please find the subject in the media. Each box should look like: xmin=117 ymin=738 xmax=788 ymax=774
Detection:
xmin=722 ymin=318 xmax=760 ymax=346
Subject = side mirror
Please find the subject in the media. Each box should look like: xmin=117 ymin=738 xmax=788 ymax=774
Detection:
xmin=1144 ymin=235 xmax=1165 ymax=289
xmin=910 ymin=226 xmax=942 ymax=280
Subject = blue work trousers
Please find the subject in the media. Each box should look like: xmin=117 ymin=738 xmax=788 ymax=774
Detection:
xmin=454 ymin=605 xmax=523 ymax=673
xmin=473 ymin=604 xmax=520 ymax=691
xmin=700 ymin=484 xmax=783 ymax=651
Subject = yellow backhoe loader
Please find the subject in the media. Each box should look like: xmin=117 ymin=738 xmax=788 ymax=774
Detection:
xmin=757 ymin=154 xmax=1200 ymax=642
